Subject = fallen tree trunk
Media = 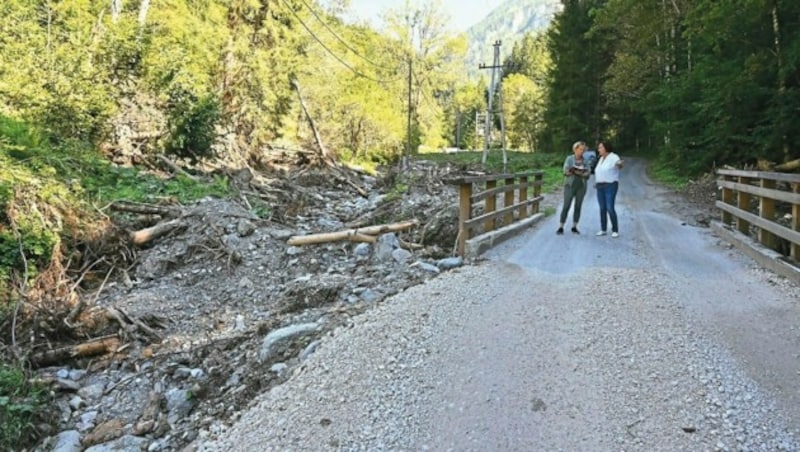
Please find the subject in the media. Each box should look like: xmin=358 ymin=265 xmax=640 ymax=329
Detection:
xmin=775 ymin=158 xmax=800 ymax=172
xmin=31 ymin=335 xmax=120 ymax=368
xmin=287 ymin=220 xmax=419 ymax=246
xmin=110 ymin=201 xmax=181 ymax=218
xmin=129 ymin=219 xmax=186 ymax=246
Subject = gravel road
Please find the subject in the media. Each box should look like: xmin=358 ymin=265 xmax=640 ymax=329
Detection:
xmin=199 ymin=159 xmax=800 ymax=451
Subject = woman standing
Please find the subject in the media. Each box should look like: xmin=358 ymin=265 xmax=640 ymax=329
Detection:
xmin=594 ymin=141 xmax=624 ymax=237
xmin=557 ymin=141 xmax=591 ymax=235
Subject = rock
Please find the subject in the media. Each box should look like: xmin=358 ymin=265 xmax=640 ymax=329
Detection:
xmin=78 ymin=383 xmax=106 ymax=401
xmin=68 ymin=395 xmax=84 ymax=411
xmin=277 ymin=274 xmax=348 ymax=314
xmin=238 ymin=277 xmax=254 ymax=289
xmin=174 ymin=368 xmax=193 ymax=379
xmin=259 ymin=323 xmax=320 ymax=362
xmin=69 ymin=369 xmax=87 ymax=381
xmin=270 ymin=363 xmax=288 ymax=374
xmin=266 ymin=228 xmax=294 ymax=240
xmin=76 ymin=410 xmax=98 ymax=432
xmin=56 ymin=399 xmax=72 ymax=424
xmin=55 ymin=378 xmax=81 ymax=392
xmin=84 ymin=434 xmax=149 ymax=452
xmin=165 ymin=388 xmax=194 ymax=426
xmin=354 ymin=243 xmax=371 ymax=258
xmin=317 ymin=217 xmax=343 ymax=230
xmin=359 ymin=289 xmax=382 ymax=304
xmin=286 ymin=246 xmax=303 ymax=256
xmin=436 ymin=257 xmax=464 ymax=270
xmin=374 ymin=233 xmax=400 ymax=262
xmin=235 ymin=314 xmax=246 ymax=331
xmin=391 ymin=248 xmax=413 ymax=264
xmin=82 ymin=419 xmax=125 ymax=448
xmin=300 ymin=340 xmax=321 ymax=360
xmin=57 ymin=368 xmax=70 ymax=379
xmin=415 ymin=262 xmax=441 ymax=274
xmin=236 ymin=219 xmax=256 ymax=237
xmin=52 ymin=430 xmax=81 ymax=452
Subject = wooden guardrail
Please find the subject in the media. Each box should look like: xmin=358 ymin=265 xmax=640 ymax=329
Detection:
xmin=716 ymin=169 xmax=800 ymax=262
xmin=444 ymin=171 xmax=544 ymax=256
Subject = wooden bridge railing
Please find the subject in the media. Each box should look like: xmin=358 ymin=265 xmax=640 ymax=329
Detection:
xmin=444 ymin=171 xmax=544 ymax=256
xmin=716 ymin=169 xmax=800 ymax=263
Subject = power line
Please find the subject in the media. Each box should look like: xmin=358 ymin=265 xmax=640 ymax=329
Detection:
xmin=297 ymin=0 xmax=388 ymax=70
xmin=280 ymin=0 xmax=401 ymax=84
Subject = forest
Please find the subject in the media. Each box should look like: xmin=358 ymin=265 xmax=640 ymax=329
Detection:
xmin=1 ymin=0 xmax=800 ymax=447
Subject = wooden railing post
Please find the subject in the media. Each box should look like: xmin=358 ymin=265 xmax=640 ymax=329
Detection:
xmin=518 ymin=175 xmax=529 ymax=219
xmin=737 ymin=176 xmax=751 ymax=235
xmin=721 ymin=174 xmax=734 ymax=225
xmin=759 ymin=178 xmax=777 ymax=250
xmin=533 ymin=173 xmax=542 ymax=214
xmin=485 ymin=180 xmax=496 ymax=233
xmin=457 ymin=183 xmax=472 ymax=257
xmin=504 ymin=176 xmax=515 ymax=225
xmin=793 ymin=183 xmax=800 ymax=261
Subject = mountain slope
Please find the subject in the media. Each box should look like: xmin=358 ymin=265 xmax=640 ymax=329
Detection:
xmin=463 ymin=0 xmax=562 ymax=79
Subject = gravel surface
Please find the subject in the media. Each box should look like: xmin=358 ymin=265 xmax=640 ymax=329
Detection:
xmin=198 ymin=159 xmax=800 ymax=451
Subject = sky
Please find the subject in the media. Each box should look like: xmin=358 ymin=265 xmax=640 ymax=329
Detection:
xmin=345 ymin=0 xmax=506 ymax=32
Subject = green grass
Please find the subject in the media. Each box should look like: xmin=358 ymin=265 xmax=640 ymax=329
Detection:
xmin=0 ymin=363 xmax=47 ymax=450
xmin=648 ymin=162 xmax=688 ymax=190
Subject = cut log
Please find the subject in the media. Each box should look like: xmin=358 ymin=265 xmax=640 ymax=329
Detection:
xmin=775 ymin=158 xmax=800 ymax=172
xmin=31 ymin=335 xmax=120 ymax=368
xmin=287 ymin=220 xmax=419 ymax=246
xmin=110 ymin=201 xmax=181 ymax=218
xmin=129 ymin=219 xmax=186 ymax=246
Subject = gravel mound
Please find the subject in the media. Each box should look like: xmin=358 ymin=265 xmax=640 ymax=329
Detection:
xmin=198 ymin=261 xmax=799 ymax=451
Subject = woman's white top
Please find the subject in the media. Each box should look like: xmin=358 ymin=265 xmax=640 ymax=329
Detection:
xmin=594 ymin=152 xmax=621 ymax=183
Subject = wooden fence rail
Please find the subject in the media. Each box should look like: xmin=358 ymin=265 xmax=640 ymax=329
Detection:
xmin=444 ymin=171 xmax=544 ymax=256
xmin=716 ymin=169 xmax=800 ymax=263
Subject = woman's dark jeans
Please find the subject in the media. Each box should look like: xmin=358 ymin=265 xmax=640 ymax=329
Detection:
xmin=596 ymin=181 xmax=619 ymax=233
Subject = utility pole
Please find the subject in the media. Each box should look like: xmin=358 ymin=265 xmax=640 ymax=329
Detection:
xmin=404 ymin=55 xmax=412 ymax=170
xmin=479 ymin=40 xmax=507 ymax=169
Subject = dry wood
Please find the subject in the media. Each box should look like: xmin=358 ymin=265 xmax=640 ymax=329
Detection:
xmin=110 ymin=201 xmax=181 ymax=218
xmin=776 ymin=158 xmax=800 ymax=172
xmin=291 ymin=79 xmax=334 ymax=164
xmin=287 ymin=220 xmax=419 ymax=246
xmin=156 ymin=154 xmax=200 ymax=181
xmin=31 ymin=335 xmax=120 ymax=368
xmin=106 ymin=307 xmax=164 ymax=342
xmin=129 ymin=219 xmax=186 ymax=246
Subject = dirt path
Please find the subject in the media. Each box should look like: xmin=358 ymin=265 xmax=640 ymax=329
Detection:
xmin=200 ymin=159 xmax=800 ymax=451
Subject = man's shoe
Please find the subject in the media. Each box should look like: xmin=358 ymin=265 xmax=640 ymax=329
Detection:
xmin=596 ymin=231 xmax=607 ymax=236
xmin=611 ymin=232 xmax=619 ymax=238
xmin=571 ymin=227 xmax=580 ymax=234
xmin=556 ymin=227 xmax=564 ymax=235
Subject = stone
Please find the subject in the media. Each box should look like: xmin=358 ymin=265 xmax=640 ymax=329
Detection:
xmin=69 ymin=369 xmax=87 ymax=381
xmin=374 ymin=233 xmax=400 ymax=262
xmin=258 ymin=323 xmax=320 ymax=362
xmin=165 ymin=388 xmax=194 ymax=426
xmin=82 ymin=419 xmax=125 ymax=448
xmin=55 ymin=378 xmax=81 ymax=392
xmin=266 ymin=228 xmax=294 ymax=240
xmin=84 ymin=435 xmax=149 ymax=452
xmin=57 ymin=368 xmax=70 ymax=379
xmin=236 ymin=219 xmax=256 ymax=237
xmin=52 ymin=430 xmax=81 ymax=452
xmin=391 ymin=248 xmax=413 ymax=264
xmin=354 ymin=243 xmax=371 ymax=258
xmin=68 ymin=396 xmax=84 ymax=411
xmin=300 ymin=340 xmax=321 ymax=361
xmin=78 ymin=383 xmax=106 ymax=401
xmin=270 ymin=363 xmax=288 ymax=374
xmin=359 ymin=289 xmax=382 ymax=304
xmin=286 ymin=246 xmax=303 ymax=256
xmin=436 ymin=257 xmax=464 ymax=270
xmin=416 ymin=262 xmax=441 ymax=274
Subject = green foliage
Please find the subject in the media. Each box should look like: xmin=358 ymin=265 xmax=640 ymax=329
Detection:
xmin=164 ymin=91 xmax=221 ymax=162
xmin=0 ymin=363 xmax=47 ymax=450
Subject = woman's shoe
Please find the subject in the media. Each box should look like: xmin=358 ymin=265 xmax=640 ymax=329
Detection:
xmin=596 ymin=231 xmax=607 ymax=236
xmin=571 ymin=227 xmax=580 ymax=234
xmin=556 ymin=227 xmax=564 ymax=235
xmin=611 ymin=232 xmax=619 ymax=238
